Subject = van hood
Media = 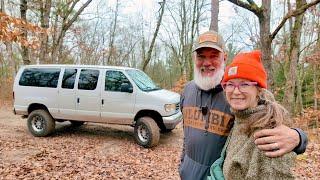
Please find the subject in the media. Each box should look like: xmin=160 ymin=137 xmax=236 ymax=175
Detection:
xmin=146 ymin=89 xmax=180 ymax=103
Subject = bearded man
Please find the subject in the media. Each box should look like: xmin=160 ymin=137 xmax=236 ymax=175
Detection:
xmin=178 ymin=30 xmax=307 ymax=180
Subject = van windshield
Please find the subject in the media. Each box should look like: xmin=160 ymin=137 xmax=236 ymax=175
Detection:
xmin=126 ymin=69 xmax=161 ymax=92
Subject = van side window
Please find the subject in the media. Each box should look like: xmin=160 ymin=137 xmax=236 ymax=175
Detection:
xmin=19 ymin=68 xmax=60 ymax=88
xmin=78 ymin=69 xmax=99 ymax=90
xmin=62 ymin=69 xmax=77 ymax=89
xmin=105 ymin=71 xmax=132 ymax=92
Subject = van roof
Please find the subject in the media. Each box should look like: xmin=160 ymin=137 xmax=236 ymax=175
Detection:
xmin=22 ymin=64 xmax=138 ymax=71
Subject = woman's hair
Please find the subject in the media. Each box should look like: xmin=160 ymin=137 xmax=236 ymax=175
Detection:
xmin=241 ymin=88 xmax=292 ymax=135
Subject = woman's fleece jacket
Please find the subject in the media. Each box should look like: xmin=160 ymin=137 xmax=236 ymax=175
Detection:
xmin=223 ymin=103 xmax=296 ymax=180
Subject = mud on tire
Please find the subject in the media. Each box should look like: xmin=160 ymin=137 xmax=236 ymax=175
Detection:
xmin=27 ymin=109 xmax=55 ymax=137
xmin=134 ymin=117 xmax=160 ymax=148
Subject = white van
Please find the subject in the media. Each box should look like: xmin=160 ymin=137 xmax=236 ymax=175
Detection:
xmin=13 ymin=65 xmax=182 ymax=148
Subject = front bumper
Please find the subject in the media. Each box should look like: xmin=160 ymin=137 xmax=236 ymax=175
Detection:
xmin=162 ymin=111 xmax=182 ymax=129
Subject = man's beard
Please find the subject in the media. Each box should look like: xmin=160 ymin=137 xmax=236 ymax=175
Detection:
xmin=194 ymin=63 xmax=225 ymax=91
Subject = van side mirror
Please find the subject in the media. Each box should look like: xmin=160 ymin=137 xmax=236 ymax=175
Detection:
xmin=120 ymin=83 xmax=133 ymax=93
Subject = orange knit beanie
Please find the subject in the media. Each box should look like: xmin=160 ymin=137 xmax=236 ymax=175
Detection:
xmin=222 ymin=50 xmax=267 ymax=88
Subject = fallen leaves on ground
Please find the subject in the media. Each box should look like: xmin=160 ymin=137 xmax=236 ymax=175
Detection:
xmin=1 ymin=107 xmax=320 ymax=179
xmin=0 ymin=122 xmax=182 ymax=179
xmin=294 ymin=142 xmax=320 ymax=179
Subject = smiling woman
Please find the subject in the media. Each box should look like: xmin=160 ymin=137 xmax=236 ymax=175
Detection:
xmin=222 ymin=79 xmax=259 ymax=110
xmin=208 ymin=50 xmax=297 ymax=180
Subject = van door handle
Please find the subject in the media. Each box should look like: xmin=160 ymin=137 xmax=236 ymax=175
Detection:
xmin=102 ymin=99 xmax=104 ymax=105
xmin=77 ymin=97 xmax=80 ymax=104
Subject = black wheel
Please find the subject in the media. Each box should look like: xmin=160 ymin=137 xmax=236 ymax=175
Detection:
xmin=134 ymin=117 xmax=160 ymax=148
xmin=70 ymin=120 xmax=84 ymax=127
xmin=27 ymin=109 xmax=55 ymax=137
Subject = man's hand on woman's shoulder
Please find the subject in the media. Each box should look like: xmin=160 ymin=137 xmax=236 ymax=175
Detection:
xmin=253 ymin=125 xmax=300 ymax=158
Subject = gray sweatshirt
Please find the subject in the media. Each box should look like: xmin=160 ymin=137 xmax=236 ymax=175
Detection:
xmin=179 ymin=81 xmax=234 ymax=180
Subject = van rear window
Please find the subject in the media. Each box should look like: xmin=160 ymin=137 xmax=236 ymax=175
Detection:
xmin=19 ymin=68 xmax=60 ymax=88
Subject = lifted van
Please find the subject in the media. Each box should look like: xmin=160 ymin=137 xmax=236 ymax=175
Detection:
xmin=13 ymin=65 xmax=182 ymax=148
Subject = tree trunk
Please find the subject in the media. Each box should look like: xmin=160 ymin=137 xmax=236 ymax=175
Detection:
xmin=259 ymin=0 xmax=273 ymax=89
xmin=187 ymin=0 xmax=199 ymax=81
xmin=283 ymin=0 xmax=306 ymax=115
xmin=51 ymin=0 xmax=92 ymax=63
xmin=3 ymin=42 xmax=14 ymax=78
xmin=0 ymin=0 xmax=3 ymax=12
xmin=107 ymin=0 xmax=119 ymax=65
xmin=314 ymin=27 xmax=320 ymax=111
xmin=295 ymin=72 xmax=303 ymax=114
xmin=1 ymin=0 xmax=15 ymax=78
xmin=210 ymin=0 xmax=219 ymax=31
xmin=142 ymin=0 xmax=166 ymax=71
xmin=20 ymin=0 xmax=30 ymax=65
xmin=39 ymin=0 xmax=51 ymax=64
xmin=295 ymin=51 xmax=307 ymax=116
xmin=313 ymin=65 xmax=318 ymax=110
xmin=181 ymin=0 xmax=187 ymax=78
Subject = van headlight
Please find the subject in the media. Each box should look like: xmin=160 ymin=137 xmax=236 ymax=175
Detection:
xmin=164 ymin=103 xmax=176 ymax=112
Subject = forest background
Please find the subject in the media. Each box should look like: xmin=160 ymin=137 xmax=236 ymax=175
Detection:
xmin=1 ymin=0 xmax=320 ymax=116
xmin=0 ymin=0 xmax=320 ymax=131
xmin=0 ymin=0 xmax=320 ymax=178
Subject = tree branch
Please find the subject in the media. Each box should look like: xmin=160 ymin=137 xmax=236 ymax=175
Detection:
xmin=271 ymin=0 xmax=320 ymax=40
xmin=227 ymin=0 xmax=261 ymax=16
xmin=142 ymin=0 xmax=166 ymax=71
xmin=64 ymin=0 xmax=92 ymax=31
xmin=299 ymin=37 xmax=318 ymax=54
xmin=247 ymin=0 xmax=256 ymax=6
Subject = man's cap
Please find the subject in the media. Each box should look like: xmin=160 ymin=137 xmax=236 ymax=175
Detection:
xmin=193 ymin=30 xmax=225 ymax=52
xmin=222 ymin=50 xmax=267 ymax=88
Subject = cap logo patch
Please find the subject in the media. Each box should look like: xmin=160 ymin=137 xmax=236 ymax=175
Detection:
xmin=228 ymin=66 xmax=238 ymax=76
xmin=199 ymin=34 xmax=218 ymax=43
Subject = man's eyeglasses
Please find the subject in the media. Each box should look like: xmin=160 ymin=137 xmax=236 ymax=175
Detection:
xmin=221 ymin=81 xmax=258 ymax=93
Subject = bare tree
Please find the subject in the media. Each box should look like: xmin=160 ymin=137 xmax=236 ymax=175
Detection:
xmin=210 ymin=0 xmax=219 ymax=31
xmin=310 ymin=20 xmax=320 ymax=111
xmin=283 ymin=0 xmax=307 ymax=114
xmin=0 ymin=0 xmax=14 ymax=78
xmin=51 ymin=0 xmax=92 ymax=63
xmin=142 ymin=0 xmax=166 ymax=71
xmin=39 ymin=0 xmax=52 ymax=64
xmin=163 ymin=0 xmax=205 ymax=80
xmin=186 ymin=0 xmax=201 ymax=80
xmin=20 ymin=0 xmax=29 ymax=65
xmin=227 ymin=0 xmax=320 ymax=88
xmin=106 ymin=0 xmax=119 ymax=65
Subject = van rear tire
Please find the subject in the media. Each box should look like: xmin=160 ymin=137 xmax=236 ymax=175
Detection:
xmin=27 ymin=109 xmax=55 ymax=137
xmin=134 ymin=117 xmax=160 ymax=148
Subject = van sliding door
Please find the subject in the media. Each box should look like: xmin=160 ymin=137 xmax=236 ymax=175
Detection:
xmin=58 ymin=68 xmax=78 ymax=120
xmin=75 ymin=69 xmax=101 ymax=122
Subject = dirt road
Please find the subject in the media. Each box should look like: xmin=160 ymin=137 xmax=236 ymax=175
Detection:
xmin=0 ymin=107 xmax=183 ymax=179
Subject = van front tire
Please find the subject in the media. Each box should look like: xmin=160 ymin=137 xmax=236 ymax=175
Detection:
xmin=27 ymin=109 xmax=55 ymax=137
xmin=134 ymin=117 xmax=160 ymax=148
